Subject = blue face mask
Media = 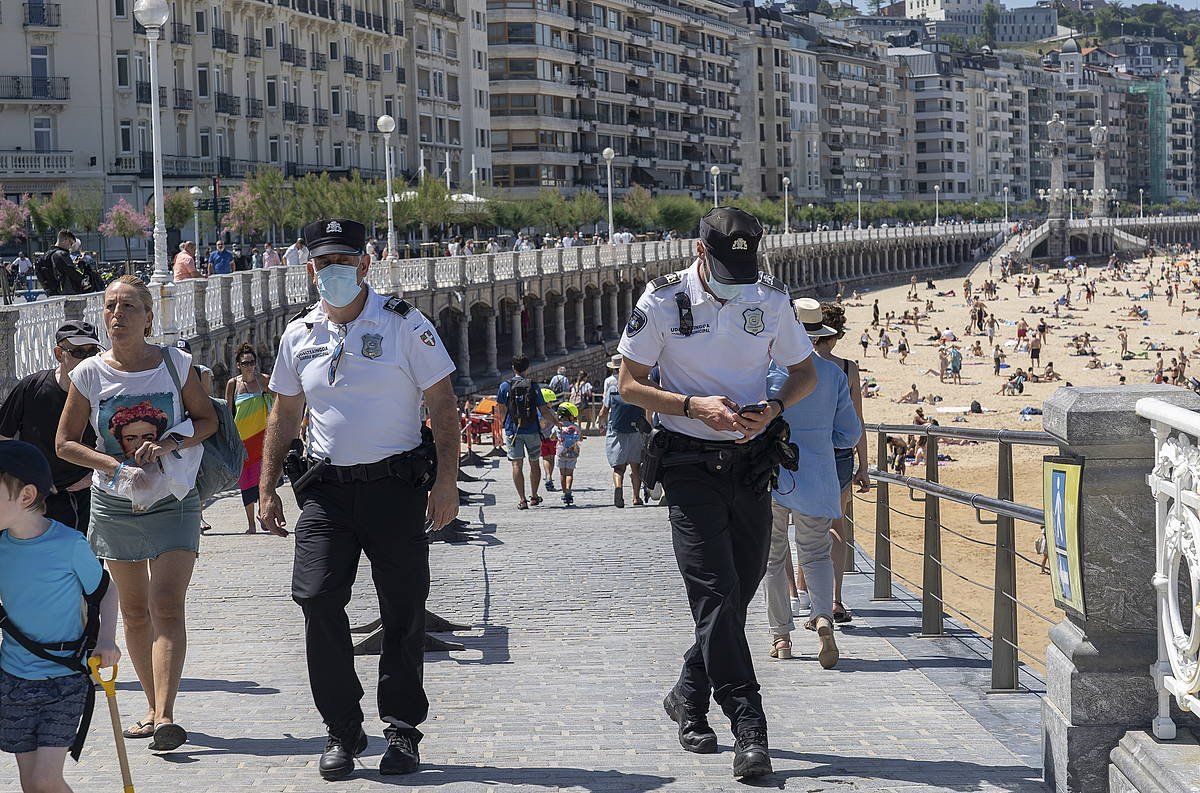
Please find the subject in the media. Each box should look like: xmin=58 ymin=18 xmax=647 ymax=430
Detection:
xmin=315 ymin=264 xmax=362 ymax=308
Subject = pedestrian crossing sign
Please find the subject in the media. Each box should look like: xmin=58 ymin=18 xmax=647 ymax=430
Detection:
xmin=1044 ymin=456 xmax=1084 ymax=616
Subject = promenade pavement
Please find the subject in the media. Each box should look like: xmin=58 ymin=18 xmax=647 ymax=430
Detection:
xmin=1 ymin=439 xmax=1045 ymax=792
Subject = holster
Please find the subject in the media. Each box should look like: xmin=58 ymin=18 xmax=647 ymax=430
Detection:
xmin=640 ymin=427 xmax=668 ymax=491
xmin=743 ymin=417 xmax=800 ymax=493
xmin=413 ymin=425 xmax=438 ymax=492
xmin=283 ymin=439 xmax=312 ymax=504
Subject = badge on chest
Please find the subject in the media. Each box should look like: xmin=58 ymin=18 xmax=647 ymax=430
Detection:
xmin=743 ymin=307 xmax=765 ymax=336
xmin=361 ymin=333 xmax=384 ymax=359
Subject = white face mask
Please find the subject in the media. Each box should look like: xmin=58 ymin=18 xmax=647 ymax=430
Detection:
xmin=703 ymin=260 xmax=752 ymax=302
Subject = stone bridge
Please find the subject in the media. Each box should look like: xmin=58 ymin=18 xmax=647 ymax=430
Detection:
xmin=1010 ymin=215 xmax=1200 ymax=262
xmin=2 ymin=223 xmax=1007 ymax=399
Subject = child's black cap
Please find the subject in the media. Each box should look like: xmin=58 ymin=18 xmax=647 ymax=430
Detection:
xmin=0 ymin=440 xmax=55 ymax=497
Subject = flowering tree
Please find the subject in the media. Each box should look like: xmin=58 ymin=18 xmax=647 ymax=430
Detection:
xmin=221 ymin=183 xmax=262 ymax=239
xmin=99 ymin=198 xmax=150 ymax=271
xmin=0 ymin=189 xmax=30 ymax=246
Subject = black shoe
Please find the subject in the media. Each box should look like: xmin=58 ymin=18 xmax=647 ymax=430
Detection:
xmin=545 ymin=480 xmax=555 ymax=491
xmin=732 ymin=727 xmax=772 ymax=779
xmin=319 ymin=729 xmax=368 ymax=780
xmin=380 ymin=732 xmax=420 ymax=775
xmin=662 ymin=691 xmax=718 ymax=754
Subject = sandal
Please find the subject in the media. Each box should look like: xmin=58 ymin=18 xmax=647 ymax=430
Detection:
xmin=769 ymin=636 xmax=792 ymax=660
xmin=517 ymin=500 xmax=529 ymax=510
xmin=123 ymin=720 xmax=155 ymax=739
xmin=833 ymin=601 xmax=853 ymax=624
xmin=148 ymin=722 xmax=188 ymax=751
xmin=530 ymin=495 xmax=543 ymax=506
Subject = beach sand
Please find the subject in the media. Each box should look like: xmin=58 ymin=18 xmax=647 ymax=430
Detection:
xmin=835 ymin=249 xmax=1194 ymax=677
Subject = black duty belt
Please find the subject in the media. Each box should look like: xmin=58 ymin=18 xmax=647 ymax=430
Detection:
xmin=661 ymin=428 xmax=757 ymax=457
xmin=309 ymin=452 xmax=421 ymax=484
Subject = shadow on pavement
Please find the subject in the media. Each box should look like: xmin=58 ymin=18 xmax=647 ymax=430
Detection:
xmin=376 ymin=764 xmax=675 ymax=791
xmin=115 ymin=677 xmax=281 ymax=695
xmin=157 ymin=731 xmax=325 ymax=759
xmin=741 ymin=750 xmax=1042 ymax=792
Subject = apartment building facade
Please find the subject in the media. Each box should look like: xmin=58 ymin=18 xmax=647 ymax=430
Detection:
xmin=486 ymin=0 xmax=743 ymax=198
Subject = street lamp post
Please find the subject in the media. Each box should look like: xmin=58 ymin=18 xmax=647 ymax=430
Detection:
xmin=189 ymin=185 xmax=202 ymax=246
xmin=933 ymin=184 xmax=940 ymax=226
xmin=1081 ymin=189 xmax=1090 ymax=219
xmin=602 ymin=147 xmax=615 ymax=243
xmin=854 ymin=181 xmax=863 ymax=230
xmin=1139 ymin=187 xmax=1144 ymax=219
xmin=136 ymin=0 xmax=171 ymax=287
xmin=710 ymin=165 xmax=721 ymax=208
xmin=807 ymin=203 xmax=815 ymax=232
xmin=376 ymin=114 xmax=397 ymax=260
xmin=782 ymin=176 xmax=791 ymax=234
xmin=1003 ymin=186 xmax=1009 ymax=225
xmin=1068 ymin=187 xmax=1076 ymax=221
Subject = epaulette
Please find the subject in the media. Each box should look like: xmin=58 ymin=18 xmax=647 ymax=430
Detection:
xmin=650 ymin=272 xmax=684 ymax=292
xmin=383 ymin=297 xmax=413 ymax=317
xmin=759 ymin=273 xmax=789 ymax=294
xmin=290 ymin=302 xmax=319 ymax=324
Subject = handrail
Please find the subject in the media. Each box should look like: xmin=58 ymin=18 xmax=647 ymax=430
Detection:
xmin=866 ymin=422 xmax=1057 ymax=446
xmin=869 ymin=468 xmax=1044 ymax=525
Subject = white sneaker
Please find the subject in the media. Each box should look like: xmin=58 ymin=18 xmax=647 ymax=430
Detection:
xmin=791 ymin=592 xmax=811 ymax=617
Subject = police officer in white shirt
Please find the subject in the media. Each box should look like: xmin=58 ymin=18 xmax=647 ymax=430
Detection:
xmin=282 ymin=237 xmax=310 ymax=268
xmin=617 ymin=206 xmax=817 ymax=780
xmin=258 ymin=218 xmax=461 ymax=781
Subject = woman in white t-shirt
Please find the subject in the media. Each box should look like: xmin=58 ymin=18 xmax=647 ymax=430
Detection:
xmin=56 ymin=275 xmax=217 ymax=752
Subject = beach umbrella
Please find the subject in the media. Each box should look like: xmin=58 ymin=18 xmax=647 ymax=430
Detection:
xmin=1063 ymin=256 xmax=1077 ymax=262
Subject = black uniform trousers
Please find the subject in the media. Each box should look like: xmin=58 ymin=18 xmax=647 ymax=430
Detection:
xmin=45 ymin=489 xmax=90 ymax=534
xmin=662 ymin=454 xmax=773 ymax=734
xmin=291 ymin=474 xmax=430 ymax=743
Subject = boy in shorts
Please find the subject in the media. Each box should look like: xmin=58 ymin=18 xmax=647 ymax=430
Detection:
xmin=555 ymin=404 xmax=583 ymax=505
xmin=0 ymin=440 xmax=120 ymax=792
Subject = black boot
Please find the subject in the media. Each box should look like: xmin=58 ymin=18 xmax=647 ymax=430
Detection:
xmin=380 ymin=731 xmax=421 ymax=775
xmin=319 ymin=728 xmax=368 ymax=780
xmin=662 ymin=690 xmax=718 ymax=754
xmin=732 ymin=727 xmax=772 ymax=779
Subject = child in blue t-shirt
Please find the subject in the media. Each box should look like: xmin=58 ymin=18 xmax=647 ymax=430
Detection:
xmin=0 ymin=440 xmax=119 ymax=791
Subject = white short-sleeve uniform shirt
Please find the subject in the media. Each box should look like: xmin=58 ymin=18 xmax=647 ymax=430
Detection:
xmin=270 ymin=286 xmax=456 ymax=465
xmin=617 ymin=259 xmax=812 ymax=441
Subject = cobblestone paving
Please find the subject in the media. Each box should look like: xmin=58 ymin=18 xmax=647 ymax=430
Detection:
xmin=1 ymin=441 xmax=1045 ymax=792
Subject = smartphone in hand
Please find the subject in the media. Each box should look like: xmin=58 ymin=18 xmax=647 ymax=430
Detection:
xmin=738 ymin=403 xmax=767 ymax=417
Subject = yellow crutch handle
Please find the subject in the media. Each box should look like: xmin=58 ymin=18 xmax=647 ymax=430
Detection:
xmin=88 ymin=656 xmax=118 ymax=697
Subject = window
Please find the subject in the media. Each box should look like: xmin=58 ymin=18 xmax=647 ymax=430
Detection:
xmin=115 ymin=0 xmax=126 ymax=16
xmin=116 ymin=51 xmax=130 ymax=87
xmin=384 ymin=96 xmax=393 ymax=116
xmin=329 ymin=41 xmax=339 ymax=60
xmin=264 ymin=26 xmax=274 ymax=48
xmin=197 ymin=64 xmax=209 ymax=98
xmin=30 ymin=47 xmax=48 ymax=81
xmin=333 ymin=142 xmax=344 ymax=167
xmin=199 ymin=128 xmax=210 ymax=157
xmin=331 ymin=86 xmax=341 ymax=115
xmin=137 ymin=121 xmax=148 ymax=153
xmin=268 ymin=136 xmax=279 ymax=162
xmin=194 ymin=9 xmax=206 ymax=33
xmin=266 ymin=77 xmax=277 ymax=107
xmin=33 ymin=117 xmax=52 ymax=151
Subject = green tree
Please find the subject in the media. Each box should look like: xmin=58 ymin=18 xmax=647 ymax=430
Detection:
xmin=25 ymin=197 xmax=50 ymax=236
xmin=146 ymin=190 xmax=195 ymax=231
xmin=292 ymin=172 xmax=338 ymax=226
xmin=982 ymin=3 xmax=1000 ymax=47
xmin=40 ymin=188 xmax=74 ymax=231
xmin=333 ymin=171 xmax=385 ymax=228
xmin=71 ymin=184 xmax=105 ymax=233
xmin=530 ymin=189 xmax=572 ymax=232
xmin=621 ymin=185 xmax=657 ymax=231
xmin=568 ymin=190 xmax=604 ymax=230
xmin=489 ymin=199 xmax=533 ymax=236
xmin=654 ymin=194 xmax=704 ymax=235
xmin=412 ymin=177 xmax=453 ymax=231
xmin=244 ymin=166 xmax=292 ymax=242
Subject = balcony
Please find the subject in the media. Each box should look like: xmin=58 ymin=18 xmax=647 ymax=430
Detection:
xmin=0 ymin=75 xmax=69 ymax=101
xmin=347 ymin=110 xmax=366 ymax=130
xmin=245 ymin=36 xmax=262 ymax=58
xmin=312 ymin=52 xmax=328 ymax=71
xmin=211 ymin=28 xmax=238 ymax=53
xmin=135 ymin=81 xmax=167 ymax=105
xmin=0 ymin=149 xmax=72 ymax=174
xmin=171 ymin=21 xmax=191 ymax=44
xmin=341 ymin=3 xmax=351 ymax=22
xmin=297 ymin=105 xmax=310 ymax=124
xmin=115 ymin=151 xmax=216 ymax=178
xmin=173 ymin=87 xmax=193 ymax=110
xmin=314 ymin=108 xmax=330 ymax=126
xmin=246 ymin=97 xmax=263 ymax=118
xmin=281 ymin=43 xmax=308 ymax=67
xmin=355 ymin=8 xmax=366 ymax=26
xmin=215 ymin=92 xmax=240 ymax=115
xmin=23 ymin=2 xmax=61 ymax=26
xmin=283 ymin=101 xmax=298 ymax=121
xmin=343 ymin=56 xmax=363 ymax=77
xmin=367 ymin=64 xmax=381 ymax=81
xmin=218 ymin=156 xmax=259 ymax=178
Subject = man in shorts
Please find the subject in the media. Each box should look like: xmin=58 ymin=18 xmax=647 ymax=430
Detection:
xmin=496 ymin=355 xmax=560 ymax=510
xmin=0 ymin=441 xmax=120 ymax=792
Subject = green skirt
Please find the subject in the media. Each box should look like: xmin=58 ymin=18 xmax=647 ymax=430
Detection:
xmin=89 ymin=487 xmax=202 ymax=562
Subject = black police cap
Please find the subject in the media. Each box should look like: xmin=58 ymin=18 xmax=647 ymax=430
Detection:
xmin=700 ymin=206 xmax=763 ymax=285
xmin=302 ymin=218 xmax=366 ymax=258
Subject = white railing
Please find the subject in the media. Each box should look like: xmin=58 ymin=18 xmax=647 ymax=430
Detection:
xmin=1137 ymin=396 xmax=1200 ymax=742
xmin=204 ymin=277 xmax=223 ymax=327
xmin=229 ymin=273 xmax=246 ymax=322
xmin=285 ymin=266 xmax=311 ymax=305
xmin=174 ymin=279 xmax=199 ymax=339
xmin=81 ymin=292 xmax=112 ymax=349
xmin=13 ymin=297 xmax=67 ymax=376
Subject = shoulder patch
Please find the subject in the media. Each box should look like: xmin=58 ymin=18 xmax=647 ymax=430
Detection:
xmin=289 ymin=302 xmax=319 ymax=324
xmin=383 ymin=297 xmax=413 ymax=317
xmin=650 ymin=272 xmax=684 ymax=292
xmin=626 ymin=307 xmax=648 ymax=338
xmin=758 ymin=273 xmax=789 ymax=294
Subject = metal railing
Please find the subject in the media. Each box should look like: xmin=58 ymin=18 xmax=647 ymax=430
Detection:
xmin=1138 ymin=397 xmax=1200 ymax=740
xmin=860 ymin=422 xmax=1058 ymax=692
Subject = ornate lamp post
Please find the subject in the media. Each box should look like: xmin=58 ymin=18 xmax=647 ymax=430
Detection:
xmin=855 ymin=180 xmax=863 ymax=230
xmin=189 ymin=185 xmax=202 ymax=246
xmin=1139 ymin=187 xmax=1145 ymax=219
xmin=782 ymin=176 xmax=791 ymax=234
xmin=376 ymin=114 xmax=397 ymax=260
xmin=135 ymin=0 xmax=170 ymax=286
xmin=807 ymin=202 xmax=815 ymax=232
xmin=710 ymin=165 xmax=720 ymax=208
xmin=602 ymin=147 xmax=615 ymax=243
xmin=1068 ymin=187 xmax=1076 ymax=221
xmin=1003 ymin=185 xmax=1009 ymax=225
xmin=933 ymin=184 xmax=940 ymax=226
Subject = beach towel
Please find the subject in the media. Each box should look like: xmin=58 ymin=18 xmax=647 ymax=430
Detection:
xmin=233 ymin=391 xmax=272 ymax=492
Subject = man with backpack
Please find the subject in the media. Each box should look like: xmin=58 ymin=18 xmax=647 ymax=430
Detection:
xmin=496 ymin=354 xmax=562 ymax=510
xmin=36 ymin=230 xmax=86 ymax=296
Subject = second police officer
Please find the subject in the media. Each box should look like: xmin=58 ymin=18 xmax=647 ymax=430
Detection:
xmin=258 ymin=218 xmax=461 ymax=780
xmin=617 ymin=206 xmax=817 ymax=780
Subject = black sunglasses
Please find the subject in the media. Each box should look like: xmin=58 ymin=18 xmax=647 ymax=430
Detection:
xmin=237 ymin=358 xmax=256 ymax=366
xmin=60 ymin=344 xmax=99 ymax=360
